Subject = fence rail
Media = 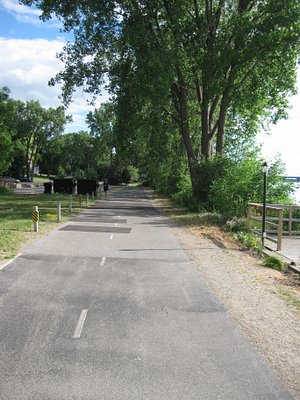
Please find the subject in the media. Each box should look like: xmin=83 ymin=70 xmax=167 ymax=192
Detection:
xmin=248 ymin=203 xmax=284 ymax=250
xmin=248 ymin=203 xmax=300 ymax=251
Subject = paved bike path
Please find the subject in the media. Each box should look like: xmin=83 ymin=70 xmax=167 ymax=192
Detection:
xmin=0 ymin=186 xmax=293 ymax=399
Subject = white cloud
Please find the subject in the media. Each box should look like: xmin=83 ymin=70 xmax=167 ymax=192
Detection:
xmin=258 ymin=119 xmax=300 ymax=176
xmin=0 ymin=37 xmax=64 ymax=107
xmin=258 ymin=67 xmax=300 ymax=178
xmin=0 ymin=0 xmax=61 ymax=28
xmin=1 ymin=0 xmax=40 ymax=17
xmin=0 ymin=37 xmax=109 ymax=132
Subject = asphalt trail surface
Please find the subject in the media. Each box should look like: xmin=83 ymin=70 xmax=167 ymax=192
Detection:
xmin=0 ymin=187 xmax=294 ymax=399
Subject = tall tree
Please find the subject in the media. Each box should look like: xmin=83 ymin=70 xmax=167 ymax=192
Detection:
xmin=14 ymin=101 xmax=70 ymax=180
xmin=21 ymin=0 xmax=300 ymax=197
xmin=0 ymin=87 xmax=16 ymax=174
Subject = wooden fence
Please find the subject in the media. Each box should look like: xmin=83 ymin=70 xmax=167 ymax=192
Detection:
xmin=248 ymin=204 xmax=300 ymax=252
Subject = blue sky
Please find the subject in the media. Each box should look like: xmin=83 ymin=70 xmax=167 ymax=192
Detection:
xmin=0 ymin=0 xmax=60 ymax=39
xmin=0 ymin=0 xmax=299 ymax=181
xmin=0 ymin=0 xmax=108 ymax=132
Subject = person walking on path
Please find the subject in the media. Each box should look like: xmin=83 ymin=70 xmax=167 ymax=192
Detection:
xmin=103 ymin=179 xmax=109 ymax=200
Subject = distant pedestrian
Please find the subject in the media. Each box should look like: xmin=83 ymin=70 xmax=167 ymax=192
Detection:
xmin=103 ymin=179 xmax=109 ymax=199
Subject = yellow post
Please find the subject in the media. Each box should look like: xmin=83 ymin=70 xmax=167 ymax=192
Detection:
xmin=32 ymin=206 xmax=39 ymax=232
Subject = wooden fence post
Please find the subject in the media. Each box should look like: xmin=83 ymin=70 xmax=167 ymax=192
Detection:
xmin=277 ymin=209 xmax=283 ymax=251
xmin=247 ymin=204 xmax=253 ymax=229
xmin=288 ymin=208 xmax=292 ymax=236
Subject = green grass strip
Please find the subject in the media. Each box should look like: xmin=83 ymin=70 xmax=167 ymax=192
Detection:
xmin=0 ymin=192 xmax=95 ymax=260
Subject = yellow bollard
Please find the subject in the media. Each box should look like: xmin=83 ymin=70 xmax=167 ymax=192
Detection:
xmin=32 ymin=206 xmax=39 ymax=232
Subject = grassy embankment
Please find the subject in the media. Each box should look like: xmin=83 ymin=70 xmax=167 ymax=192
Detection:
xmin=0 ymin=189 xmax=95 ymax=261
xmin=154 ymin=193 xmax=300 ymax=310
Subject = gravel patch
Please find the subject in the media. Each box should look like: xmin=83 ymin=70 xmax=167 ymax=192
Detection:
xmin=172 ymin=225 xmax=300 ymax=399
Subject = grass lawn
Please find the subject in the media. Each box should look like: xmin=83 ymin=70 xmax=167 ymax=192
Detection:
xmin=0 ymin=191 xmax=94 ymax=260
xmin=32 ymin=175 xmax=52 ymax=184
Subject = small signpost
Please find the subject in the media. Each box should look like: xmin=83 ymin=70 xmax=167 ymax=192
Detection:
xmin=32 ymin=206 xmax=39 ymax=232
xmin=69 ymin=196 xmax=72 ymax=213
xmin=57 ymin=201 xmax=61 ymax=222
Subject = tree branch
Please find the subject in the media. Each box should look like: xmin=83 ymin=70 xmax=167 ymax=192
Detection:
xmin=205 ymin=0 xmax=211 ymax=27
xmin=193 ymin=0 xmax=200 ymax=22
xmin=209 ymin=95 xmax=220 ymax=133
xmin=215 ymin=0 xmax=225 ymax=31
xmin=195 ymin=78 xmax=202 ymax=106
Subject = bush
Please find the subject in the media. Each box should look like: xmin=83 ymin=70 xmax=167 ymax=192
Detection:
xmin=198 ymin=212 xmax=224 ymax=226
xmin=262 ymin=255 xmax=286 ymax=271
xmin=192 ymin=156 xmax=230 ymax=202
xmin=0 ymin=186 xmax=14 ymax=195
xmin=121 ymin=168 xmax=131 ymax=184
xmin=225 ymin=217 xmax=249 ymax=232
xmin=233 ymin=231 xmax=262 ymax=253
xmin=208 ymin=155 xmax=295 ymax=218
xmin=171 ymin=173 xmax=194 ymax=207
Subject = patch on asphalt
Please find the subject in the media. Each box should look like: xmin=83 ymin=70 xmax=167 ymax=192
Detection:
xmin=89 ymin=205 xmax=153 ymax=211
xmin=59 ymin=225 xmax=131 ymax=233
xmin=71 ymin=217 xmax=127 ymax=223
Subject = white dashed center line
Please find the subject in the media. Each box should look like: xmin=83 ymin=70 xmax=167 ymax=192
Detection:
xmin=110 ymin=234 xmax=114 ymax=240
xmin=100 ymin=256 xmax=106 ymax=267
xmin=73 ymin=309 xmax=88 ymax=339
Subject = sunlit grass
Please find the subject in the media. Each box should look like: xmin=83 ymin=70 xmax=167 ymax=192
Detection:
xmin=154 ymin=195 xmax=224 ymax=227
xmin=278 ymin=290 xmax=300 ymax=311
xmin=0 ymin=192 xmax=94 ymax=260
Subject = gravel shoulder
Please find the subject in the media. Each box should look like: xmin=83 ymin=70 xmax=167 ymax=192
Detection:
xmin=171 ymin=223 xmax=300 ymax=399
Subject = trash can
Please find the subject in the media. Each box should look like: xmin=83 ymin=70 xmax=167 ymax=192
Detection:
xmin=44 ymin=182 xmax=52 ymax=194
xmin=77 ymin=179 xmax=98 ymax=195
xmin=53 ymin=179 xmax=76 ymax=194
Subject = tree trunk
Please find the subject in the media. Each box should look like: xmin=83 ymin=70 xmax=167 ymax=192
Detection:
xmin=216 ymin=89 xmax=230 ymax=154
xmin=201 ymin=104 xmax=212 ymax=158
xmin=216 ymin=103 xmax=228 ymax=154
xmin=174 ymin=69 xmax=199 ymax=196
xmin=31 ymin=152 xmax=38 ymax=182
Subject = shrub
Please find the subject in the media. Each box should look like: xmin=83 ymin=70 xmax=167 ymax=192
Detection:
xmin=262 ymin=255 xmax=286 ymax=271
xmin=208 ymin=155 xmax=295 ymax=218
xmin=233 ymin=231 xmax=262 ymax=253
xmin=0 ymin=186 xmax=14 ymax=195
xmin=198 ymin=212 xmax=224 ymax=226
xmin=225 ymin=217 xmax=249 ymax=232
xmin=171 ymin=171 xmax=194 ymax=207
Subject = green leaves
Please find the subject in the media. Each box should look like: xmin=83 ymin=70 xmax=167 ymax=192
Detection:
xmin=0 ymin=92 xmax=69 ymax=180
xmin=19 ymin=0 xmax=300 ymax=206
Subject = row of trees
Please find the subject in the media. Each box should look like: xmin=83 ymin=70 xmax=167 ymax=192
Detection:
xmin=22 ymin=0 xmax=300 ymax=206
xmin=0 ymin=87 xmax=69 ymax=181
xmin=39 ymin=112 xmax=132 ymax=183
xmin=0 ymin=87 xmax=295 ymax=216
xmin=4 ymin=0 xmax=299 ymax=215
xmin=0 ymin=88 xmax=131 ymax=184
